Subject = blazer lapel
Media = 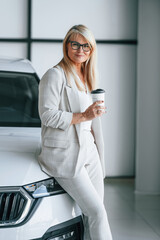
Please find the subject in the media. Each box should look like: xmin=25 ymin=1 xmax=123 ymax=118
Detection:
xmin=65 ymin=75 xmax=82 ymax=144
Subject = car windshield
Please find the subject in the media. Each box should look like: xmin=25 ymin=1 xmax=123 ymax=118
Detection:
xmin=0 ymin=72 xmax=41 ymax=127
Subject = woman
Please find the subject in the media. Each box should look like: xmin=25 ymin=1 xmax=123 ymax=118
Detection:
xmin=38 ymin=24 xmax=113 ymax=240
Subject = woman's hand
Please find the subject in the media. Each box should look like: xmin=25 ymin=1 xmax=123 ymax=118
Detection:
xmin=71 ymin=101 xmax=106 ymax=125
xmin=82 ymin=101 xmax=106 ymax=121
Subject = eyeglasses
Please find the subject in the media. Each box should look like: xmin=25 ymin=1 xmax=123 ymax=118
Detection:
xmin=69 ymin=41 xmax=91 ymax=52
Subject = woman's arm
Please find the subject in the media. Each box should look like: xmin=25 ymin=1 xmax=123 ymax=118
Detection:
xmin=39 ymin=68 xmax=73 ymax=131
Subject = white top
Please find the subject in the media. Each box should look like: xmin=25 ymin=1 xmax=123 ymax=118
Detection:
xmin=78 ymin=81 xmax=93 ymax=131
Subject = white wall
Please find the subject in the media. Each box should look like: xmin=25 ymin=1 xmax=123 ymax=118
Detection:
xmin=98 ymin=45 xmax=136 ymax=176
xmin=0 ymin=0 xmax=138 ymax=177
xmin=136 ymin=0 xmax=160 ymax=193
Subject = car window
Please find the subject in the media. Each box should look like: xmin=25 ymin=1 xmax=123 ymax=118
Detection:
xmin=0 ymin=72 xmax=41 ymax=127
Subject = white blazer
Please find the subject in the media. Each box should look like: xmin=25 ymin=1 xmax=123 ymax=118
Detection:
xmin=38 ymin=66 xmax=105 ymax=178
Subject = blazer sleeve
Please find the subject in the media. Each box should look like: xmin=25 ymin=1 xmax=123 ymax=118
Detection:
xmin=38 ymin=67 xmax=73 ymax=131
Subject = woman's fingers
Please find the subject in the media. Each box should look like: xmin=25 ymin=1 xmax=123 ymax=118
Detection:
xmin=94 ymin=108 xmax=106 ymax=115
xmin=94 ymin=105 xmax=106 ymax=110
xmin=92 ymin=101 xmax=105 ymax=111
xmin=92 ymin=100 xmax=104 ymax=107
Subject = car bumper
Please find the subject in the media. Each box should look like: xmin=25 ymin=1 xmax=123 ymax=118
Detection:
xmin=31 ymin=216 xmax=83 ymax=240
xmin=0 ymin=193 xmax=83 ymax=240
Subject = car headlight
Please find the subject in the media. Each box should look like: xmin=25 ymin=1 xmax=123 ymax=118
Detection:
xmin=23 ymin=178 xmax=65 ymax=198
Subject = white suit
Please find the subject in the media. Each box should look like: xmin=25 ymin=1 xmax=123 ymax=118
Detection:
xmin=38 ymin=66 xmax=113 ymax=240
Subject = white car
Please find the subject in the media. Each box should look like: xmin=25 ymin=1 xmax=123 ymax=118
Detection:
xmin=0 ymin=58 xmax=83 ymax=240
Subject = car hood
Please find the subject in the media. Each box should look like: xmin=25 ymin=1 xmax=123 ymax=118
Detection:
xmin=0 ymin=127 xmax=48 ymax=187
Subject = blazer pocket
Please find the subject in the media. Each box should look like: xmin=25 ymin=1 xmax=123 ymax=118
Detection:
xmin=44 ymin=138 xmax=67 ymax=148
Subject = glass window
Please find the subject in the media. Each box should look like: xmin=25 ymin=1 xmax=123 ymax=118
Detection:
xmin=31 ymin=43 xmax=63 ymax=77
xmin=32 ymin=0 xmax=137 ymax=39
xmin=0 ymin=0 xmax=27 ymax=38
xmin=0 ymin=43 xmax=27 ymax=59
xmin=0 ymin=72 xmax=40 ymax=127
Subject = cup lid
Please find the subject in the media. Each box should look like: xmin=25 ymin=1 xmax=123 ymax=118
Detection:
xmin=91 ymin=88 xmax=105 ymax=94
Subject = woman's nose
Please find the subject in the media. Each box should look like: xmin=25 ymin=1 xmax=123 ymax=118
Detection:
xmin=77 ymin=46 xmax=83 ymax=52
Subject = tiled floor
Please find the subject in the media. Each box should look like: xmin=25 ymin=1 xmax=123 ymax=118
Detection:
xmin=104 ymin=178 xmax=160 ymax=240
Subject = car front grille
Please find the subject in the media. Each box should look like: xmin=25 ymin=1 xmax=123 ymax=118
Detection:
xmin=0 ymin=187 xmax=34 ymax=227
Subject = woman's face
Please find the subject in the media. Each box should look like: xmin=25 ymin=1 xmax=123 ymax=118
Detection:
xmin=67 ymin=34 xmax=91 ymax=65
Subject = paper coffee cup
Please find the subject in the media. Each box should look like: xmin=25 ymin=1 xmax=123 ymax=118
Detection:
xmin=91 ymin=89 xmax=105 ymax=112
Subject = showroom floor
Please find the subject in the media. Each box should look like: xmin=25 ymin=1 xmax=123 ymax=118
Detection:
xmin=104 ymin=178 xmax=160 ymax=240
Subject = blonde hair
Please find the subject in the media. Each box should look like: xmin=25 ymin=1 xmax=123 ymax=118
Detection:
xmin=57 ymin=24 xmax=98 ymax=91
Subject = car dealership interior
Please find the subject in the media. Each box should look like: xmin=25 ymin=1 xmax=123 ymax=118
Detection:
xmin=0 ymin=0 xmax=160 ymax=239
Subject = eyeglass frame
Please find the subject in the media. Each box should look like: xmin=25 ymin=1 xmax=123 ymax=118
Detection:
xmin=68 ymin=41 xmax=92 ymax=52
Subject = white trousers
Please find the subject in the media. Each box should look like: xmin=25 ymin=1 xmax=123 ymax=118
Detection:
xmin=55 ymin=130 xmax=113 ymax=240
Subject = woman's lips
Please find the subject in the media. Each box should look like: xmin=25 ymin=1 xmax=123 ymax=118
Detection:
xmin=75 ymin=54 xmax=84 ymax=57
